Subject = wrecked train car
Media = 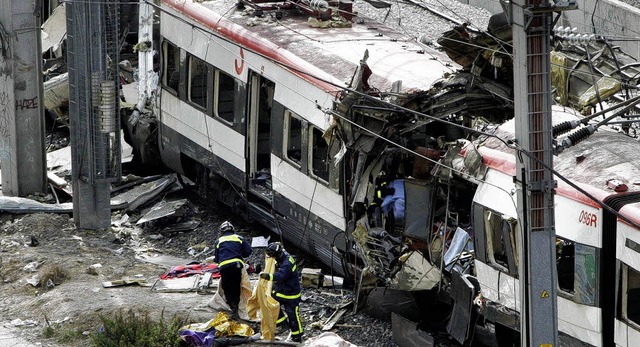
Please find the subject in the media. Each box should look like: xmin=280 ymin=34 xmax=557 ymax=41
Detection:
xmin=435 ymin=12 xmax=640 ymax=347
xmin=452 ymin=106 xmax=640 ymax=347
xmin=438 ymin=12 xmax=640 ymax=116
xmin=122 ymin=0 xmax=640 ymax=346
xmin=123 ymin=0 xmax=508 ymax=285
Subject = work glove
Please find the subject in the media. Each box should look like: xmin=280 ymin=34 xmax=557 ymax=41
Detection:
xmin=259 ymin=272 xmax=270 ymax=280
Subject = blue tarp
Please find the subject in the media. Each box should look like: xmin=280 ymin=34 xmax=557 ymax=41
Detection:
xmin=381 ymin=179 xmax=405 ymax=220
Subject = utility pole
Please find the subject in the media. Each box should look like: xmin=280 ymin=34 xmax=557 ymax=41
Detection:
xmin=66 ymin=0 xmax=121 ymax=229
xmin=0 ymin=1 xmax=47 ymax=197
xmin=512 ymin=0 xmax=576 ymax=344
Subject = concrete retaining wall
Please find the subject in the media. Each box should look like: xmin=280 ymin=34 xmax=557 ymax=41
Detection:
xmin=459 ymin=0 xmax=640 ymax=58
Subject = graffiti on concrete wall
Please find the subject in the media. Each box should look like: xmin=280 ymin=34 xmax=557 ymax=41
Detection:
xmin=15 ymin=96 xmax=38 ymax=110
xmin=0 ymin=56 xmax=14 ymax=168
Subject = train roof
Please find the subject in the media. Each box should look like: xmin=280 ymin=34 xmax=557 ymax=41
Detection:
xmin=476 ymin=105 xmax=640 ymax=217
xmin=162 ymin=0 xmax=457 ymax=94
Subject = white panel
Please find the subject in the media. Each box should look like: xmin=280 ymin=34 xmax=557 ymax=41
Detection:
xmin=473 ymin=169 xmax=518 ymax=218
xmin=628 ymin=323 xmax=640 ymax=346
xmin=555 ymin=195 xmax=602 ymax=248
xmin=617 ymin=223 xmax=640 ymax=270
xmin=557 ymin=296 xmax=602 ymax=346
xmin=615 ymin=319 xmax=628 ymax=347
xmin=161 ymin=91 xmax=245 ymax=171
xmin=475 ymin=261 xmax=519 ymax=310
xmin=272 ymin=77 xmax=333 ymax=130
xmin=271 ymin=154 xmax=345 ymax=230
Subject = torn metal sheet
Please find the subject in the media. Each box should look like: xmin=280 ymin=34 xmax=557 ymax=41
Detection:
xmin=152 ymin=274 xmax=216 ymax=292
xmin=391 ymin=312 xmax=434 ymax=347
xmin=41 ymin=4 xmax=67 ymax=53
xmin=43 ymin=72 xmax=69 ymax=116
xmin=446 ymin=270 xmax=477 ymax=345
xmin=102 ymin=276 xmax=151 ymax=288
xmin=403 ymin=180 xmax=435 ymax=242
xmin=111 ymin=174 xmax=179 ymax=211
xmin=390 ymin=251 xmax=441 ymax=291
xmin=136 ymin=198 xmax=188 ymax=224
xmin=0 ymin=196 xmax=73 ymax=214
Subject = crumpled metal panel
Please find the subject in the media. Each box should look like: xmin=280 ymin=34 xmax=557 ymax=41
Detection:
xmin=136 ymin=198 xmax=188 ymax=224
xmin=475 ymin=261 xmax=519 ymax=310
xmin=447 ymin=270 xmax=476 ymax=344
xmin=391 ymin=251 xmax=441 ymax=291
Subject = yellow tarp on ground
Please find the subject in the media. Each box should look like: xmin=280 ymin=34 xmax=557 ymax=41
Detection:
xmin=247 ymin=256 xmax=280 ymax=340
xmin=181 ymin=311 xmax=254 ymax=337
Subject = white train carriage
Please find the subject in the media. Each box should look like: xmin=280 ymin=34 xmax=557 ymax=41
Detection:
xmin=463 ymin=105 xmax=640 ymax=346
xmin=154 ymin=0 xmax=456 ymax=275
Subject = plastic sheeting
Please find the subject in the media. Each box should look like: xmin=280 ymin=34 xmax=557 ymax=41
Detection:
xmin=207 ymin=267 xmax=255 ymax=321
xmin=180 ymin=311 xmax=254 ymax=343
xmin=246 ymin=256 xmax=280 ymax=340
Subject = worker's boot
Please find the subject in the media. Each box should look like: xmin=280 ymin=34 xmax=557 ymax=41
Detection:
xmin=230 ymin=303 xmax=239 ymax=320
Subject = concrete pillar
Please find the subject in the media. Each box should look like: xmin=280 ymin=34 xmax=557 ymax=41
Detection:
xmin=0 ymin=1 xmax=47 ymax=196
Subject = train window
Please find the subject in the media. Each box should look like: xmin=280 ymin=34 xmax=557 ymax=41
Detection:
xmin=484 ymin=209 xmax=518 ymax=274
xmin=162 ymin=40 xmax=180 ymax=93
xmin=556 ymin=238 xmax=598 ymax=306
xmin=215 ymin=70 xmax=236 ymax=123
xmin=623 ymin=265 xmax=640 ymax=326
xmin=573 ymin=243 xmax=597 ymax=305
xmin=310 ymin=126 xmax=329 ymax=182
xmin=188 ymin=56 xmax=208 ymax=109
xmin=556 ymin=238 xmax=575 ymax=293
xmin=284 ymin=110 xmax=302 ymax=166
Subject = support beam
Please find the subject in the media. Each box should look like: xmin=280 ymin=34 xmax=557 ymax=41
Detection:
xmin=0 ymin=0 xmax=47 ymax=196
xmin=512 ymin=0 xmax=558 ymax=345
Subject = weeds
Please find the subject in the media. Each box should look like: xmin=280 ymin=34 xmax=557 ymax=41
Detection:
xmin=90 ymin=309 xmax=189 ymax=347
xmin=39 ymin=263 xmax=69 ymax=288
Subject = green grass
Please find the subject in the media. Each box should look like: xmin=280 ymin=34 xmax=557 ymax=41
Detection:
xmin=90 ymin=309 xmax=189 ymax=347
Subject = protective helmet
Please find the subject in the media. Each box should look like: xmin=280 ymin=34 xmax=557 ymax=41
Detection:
xmin=219 ymin=221 xmax=234 ymax=233
xmin=266 ymin=242 xmax=284 ymax=259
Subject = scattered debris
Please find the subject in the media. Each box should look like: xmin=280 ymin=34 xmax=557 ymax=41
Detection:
xmin=102 ymin=275 xmax=150 ymax=288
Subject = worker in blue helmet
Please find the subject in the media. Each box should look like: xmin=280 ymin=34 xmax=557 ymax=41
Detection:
xmin=260 ymin=242 xmax=303 ymax=343
xmin=214 ymin=221 xmax=252 ymax=319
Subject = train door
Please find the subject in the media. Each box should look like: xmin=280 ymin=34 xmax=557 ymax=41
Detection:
xmin=247 ymin=72 xmax=275 ymax=202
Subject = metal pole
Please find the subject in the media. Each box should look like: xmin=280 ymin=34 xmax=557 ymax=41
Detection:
xmin=512 ymin=0 xmax=559 ymax=345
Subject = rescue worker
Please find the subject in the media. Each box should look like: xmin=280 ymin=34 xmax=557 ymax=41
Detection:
xmin=214 ymin=221 xmax=252 ymax=319
xmin=259 ymin=242 xmax=303 ymax=343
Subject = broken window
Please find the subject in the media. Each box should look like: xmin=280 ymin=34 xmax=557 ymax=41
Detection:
xmin=284 ymin=110 xmax=302 ymax=166
xmin=162 ymin=40 xmax=180 ymax=93
xmin=556 ymin=238 xmax=575 ymax=293
xmin=556 ymin=237 xmax=598 ymax=306
xmin=188 ymin=55 xmax=208 ymax=109
xmin=310 ymin=126 xmax=329 ymax=182
xmin=623 ymin=264 xmax=640 ymax=326
xmin=215 ymin=70 xmax=236 ymax=123
xmin=483 ymin=209 xmax=518 ymax=275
